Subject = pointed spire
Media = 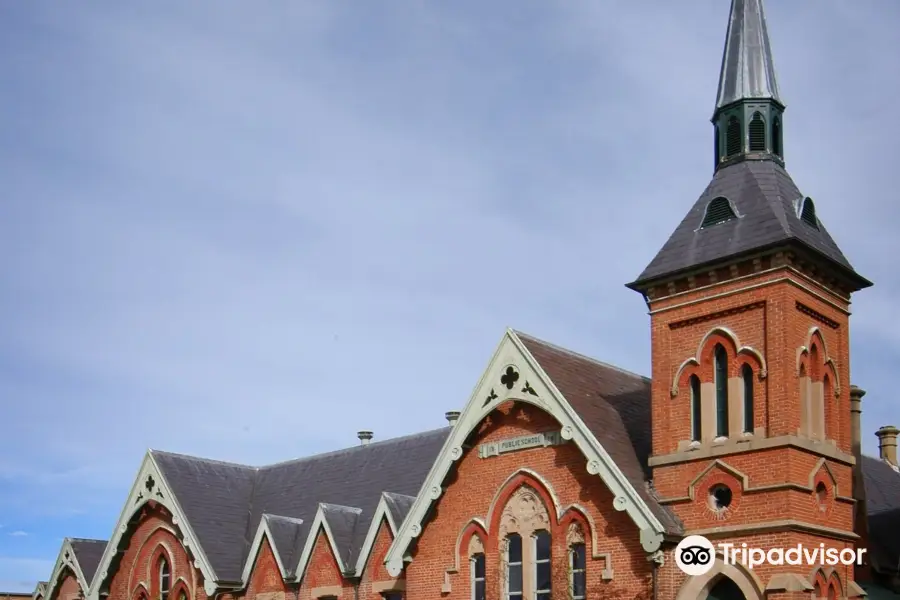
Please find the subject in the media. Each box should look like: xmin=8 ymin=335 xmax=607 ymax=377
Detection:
xmin=715 ymin=0 xmax=782 ymax=111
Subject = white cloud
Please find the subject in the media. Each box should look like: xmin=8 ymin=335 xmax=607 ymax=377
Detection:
xmin=7 ymin=532 xmax=28 ymax=538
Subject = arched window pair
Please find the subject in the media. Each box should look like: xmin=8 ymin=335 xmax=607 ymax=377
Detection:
xmin=690 ymin=345 xmax=754 ymax=442
xmin=480 ymin=531 xmax=585 ymax=600
xmin=504 ymin=532 xmax=550 ymax=600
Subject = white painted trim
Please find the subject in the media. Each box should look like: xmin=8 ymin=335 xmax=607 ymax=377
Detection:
xmin=87 ymin=453 xmax=220 ymax=600
xmin=383 ymin=329 xmax=666 ymax=577
xmin=352 ymin=493 xmax=400 ymax=577
xmin=32 ymin=581 xmax=47 ymax=600
xmin=45 ymin=539 xmax=90 ymax=600
xmin=239 ymin=515 xmax=302 ymax=586
xmin=293 ymin=504 xmax=361 ymax=580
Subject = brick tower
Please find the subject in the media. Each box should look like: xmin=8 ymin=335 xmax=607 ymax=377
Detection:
xmin=627 ymin=0 xmax=872 ymax=598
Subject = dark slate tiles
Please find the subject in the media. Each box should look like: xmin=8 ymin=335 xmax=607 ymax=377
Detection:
xmin=516 ymin=332 xmax=683 ymax=535
xmin=153 ymin=429 xmax=449 ymax=583
xmin=862 ymin=455 xmax=900 ymax=574
xmin=631 ymin=160 xmax=863 ymax=287
xmin=151 ymin=452 xmax=258 ymax=583
xmin=246 ymin=429 xmax=448 ymax=580
xmin=262 ymin=515 xmax=305 ymax=577
xmin=320 ymin=504 xmax=363 ymax=571
xmin=383 ymin=492 xmax=416 ymax=529
xmin=69 ymin=539 xmax=108 ymax=585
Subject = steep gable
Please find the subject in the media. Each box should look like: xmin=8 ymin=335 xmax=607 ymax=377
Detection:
xmin=385 ymin=329 xmax=680 ymax=577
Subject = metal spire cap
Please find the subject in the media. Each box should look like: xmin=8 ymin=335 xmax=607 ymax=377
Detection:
xmin=715 ymin=0 xmax=782 ymax=110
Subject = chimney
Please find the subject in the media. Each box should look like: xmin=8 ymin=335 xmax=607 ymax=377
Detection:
xmin=850 ymin=385 xmax=866 ymax=461
xmin=357 ymin=430 xmax=373 ymax=446
xmin=849 ymin=385 xmax=870 ymax=576
xmin=876 ymin=425 xmax=900 ymax=466
xmin=445 ymin=411 xmax=461 ymax=427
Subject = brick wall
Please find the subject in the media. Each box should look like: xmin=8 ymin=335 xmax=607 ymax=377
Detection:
xmin=403 ymin=400 xmax=653 ymax=599
xmin=648 ymin=266 xmax=859 ymax=595
xmin=104 ymin=504 xmax=219 ymax=600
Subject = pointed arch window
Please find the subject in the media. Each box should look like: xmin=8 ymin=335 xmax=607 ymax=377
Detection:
xmin=714 ymin=345 xmax=729 ymax=438
xmin=742 ymin=364 xmax=754 ymax=434
xmin=701 ymin=196 xmax=737 ymax=228
xmin=772 ymin=117 xmax=782 ymax=156
xmin=570 ymin=543 xmax=586 ymax=600
xmin=725 ymin=116 xmax=742 ymax=156
xmin=690 ymin=375 xmax=702 ymax=442
xmin=471 ymin=552 xmax=486 ymax=600
xmin=748 ymin=112 xmax=766 ymax=151
xmin=534 ymin=531 xmax=551 ymax=600
xmin=506 ymin=534 xmax=523 ymax=600
xmin=158 ymin=557 xmax=171 ymax=600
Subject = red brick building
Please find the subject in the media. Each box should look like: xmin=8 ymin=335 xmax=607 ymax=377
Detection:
xmin=31 ymin=0 xmax=900 ymax=599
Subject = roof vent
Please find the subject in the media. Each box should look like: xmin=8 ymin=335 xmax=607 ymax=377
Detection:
xmin=445 ymin=411 xmax=461 ymax=427
xmin=876 ymin=425 xmax=900 ymax=467
xmin=799 ymin=197 xmax=819 ymax=229
xmin=700 ymin=196 xmax=737 ymax=228
xmin=357 ymin=431 xmax=373 ymax=446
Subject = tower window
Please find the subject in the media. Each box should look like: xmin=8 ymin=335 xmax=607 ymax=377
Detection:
xmin=725 ymin=116 xmax=742 ymax=156
xmin=742 ymin=364 xmax=754 ymax=434
xmin=471 ymin=553 xmax=486 ymax=600
xmin=772 ymin=117 xmax=782 ymax=156
xmin=534 ymin=531 xmax=551 ymax=600
xmin=158 ymin=557 xmax=171 ymax=600
xmin=506 ymin=534 xmax=523 ymax=599
xmin=690 ymin=375 xmax=702 ymax=442
xmin=570 ymin=543 xmax=586 ymax=600
xmin=714 ymin=345 xmax=729 ymax=438
xmin=701 ymin=196 xmax=737 ymax=228
xmin=748 ymin=112 xmax=766 ymax=152
xmin=799 ymin=197 xmax=819 ymax=229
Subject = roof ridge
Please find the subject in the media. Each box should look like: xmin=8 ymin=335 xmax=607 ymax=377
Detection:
xmin=747 ymin=162 xmax=793 ymax=236
xmin=264 ymin=514 xmax=305 ymax=525
xmin=320 ymin=502 xmax=363 ymax=514
xmin=513 ymin=330 xmax=650 ymax=382
xmin=260 ymin=427 xmax=450 ymax=470
xmin=69 ymin=537 xmax=107 ymax=544
xmin=150 ymin=449 xmax=259 ymax=470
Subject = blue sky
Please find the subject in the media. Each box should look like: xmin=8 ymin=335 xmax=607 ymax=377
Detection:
xmin=1 ymin=0 xmax=899 ymax=593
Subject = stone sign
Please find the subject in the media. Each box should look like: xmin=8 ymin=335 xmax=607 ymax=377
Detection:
xmin=478 ymin=430 xmax=564 ymax=459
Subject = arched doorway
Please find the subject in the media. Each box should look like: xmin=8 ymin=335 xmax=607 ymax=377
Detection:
xmin=707 ymin=576 xmax=746 ymax=600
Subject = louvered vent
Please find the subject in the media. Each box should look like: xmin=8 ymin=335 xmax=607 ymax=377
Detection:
xmin=772 ymin=118 xmax=782 ymax=156
xmin=725 ymin=117 xmax=742 ymax=157
xmin=799 ymin=197 xmax=819 ymax=229
xmin=714 ymin=125 xmax=721 ymax=166
xmin=701 ymin=197 xmax=737 ymax=228
xmin=748 ymin=113 xmax=766 ymax=152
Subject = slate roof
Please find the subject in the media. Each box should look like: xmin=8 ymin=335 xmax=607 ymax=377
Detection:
xmin=319 ymin=503 xmax=362 ymax=570
xmin=260 ymin=515 xmax=305 ymax=575
xmin=862 ymin=455 xmax=900 ymax=575
xmin=516 ymin=332 xmax=684 ymax=535
xmin=152 ymin=428 xmax=450 ymax=582
xmin=383 ymin=492 xmax=417 ymax=528
xmin=629 ymin=160 xmax=869 ymax=290
xmin=69 ymin=539 xmax=108 ymax=585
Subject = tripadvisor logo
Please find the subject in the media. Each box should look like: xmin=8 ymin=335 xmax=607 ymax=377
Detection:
xmin=675 ymin=535 xmax=866 ymax=575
